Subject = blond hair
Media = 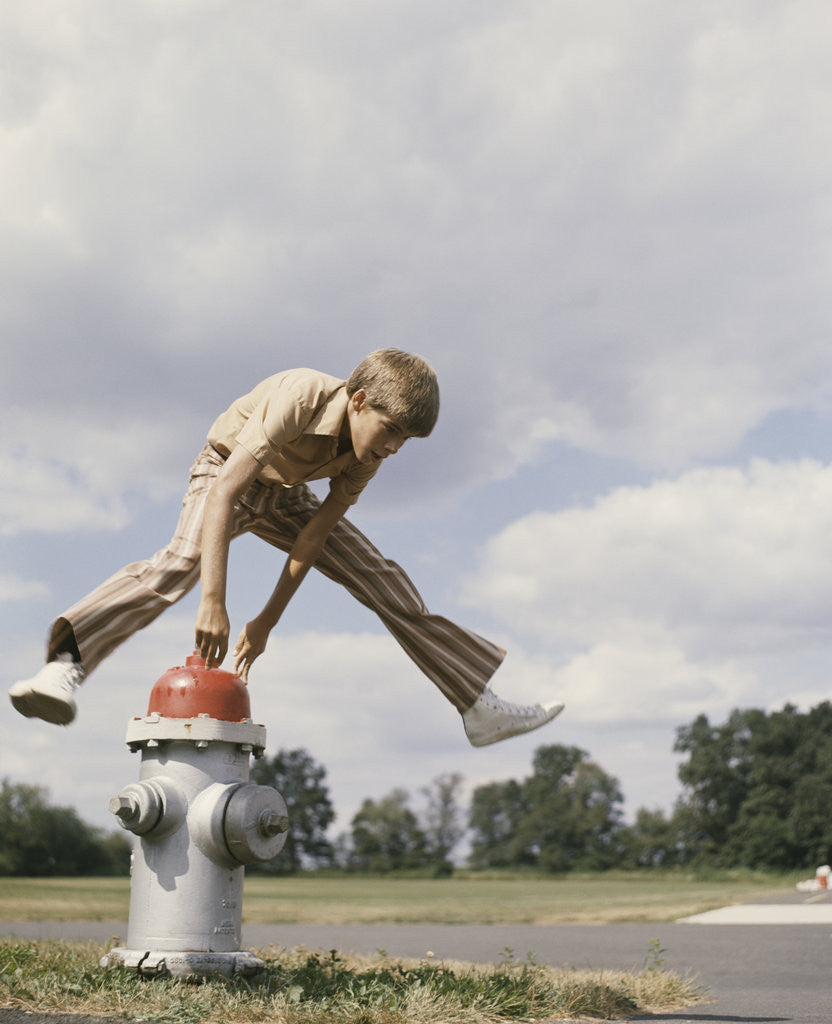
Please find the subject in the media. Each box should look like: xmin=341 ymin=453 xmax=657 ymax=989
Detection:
xmin=347 ymin=349 xmax=440 ymax=437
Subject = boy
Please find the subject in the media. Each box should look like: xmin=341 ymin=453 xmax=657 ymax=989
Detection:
xmin=10 ymin=350 xmax=563 ymax=746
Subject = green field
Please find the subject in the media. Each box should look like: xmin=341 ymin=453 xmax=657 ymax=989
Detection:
xmin=0 ymin=870 xmax=798 ymax=924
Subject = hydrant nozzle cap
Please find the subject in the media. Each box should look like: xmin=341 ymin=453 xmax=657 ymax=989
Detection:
xmin=147 ymin=654 xmax=252 ymax=722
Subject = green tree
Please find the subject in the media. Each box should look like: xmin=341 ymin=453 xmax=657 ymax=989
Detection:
xmin=348 ymin=788 xmax=428 ymax=872
xmin=250 ymin=748 xmax=335 ymax=872
xmin=673 ymin=709 xmax=756 ymax=863
xmin=421 ymin=772 xmax=465 ymax=873
xmin=468 ymin=745 xmax=623 ymax=872
xmin=0 ymin=779 xmax=130 ymax=876
xmin=674 ymin=702 xmax=832 ymax=869
xmin=97 ymin=829 xmax=133 ymax=874
xmin=467 ymin=778 xmax=527 ymax=869
xmin=521 ymin=746 xmax=623 ymax=872
xmin=617 ymin=807 xmax=681 ymax=869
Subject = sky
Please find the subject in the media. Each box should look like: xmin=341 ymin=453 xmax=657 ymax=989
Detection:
xmin=3 ymin=0 xmax=832 ymax=849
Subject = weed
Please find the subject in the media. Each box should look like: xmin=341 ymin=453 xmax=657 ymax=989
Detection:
xmin=644 ymin=937 xmax=668 ymax=971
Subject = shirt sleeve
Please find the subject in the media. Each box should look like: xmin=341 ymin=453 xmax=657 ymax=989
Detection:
xmin=329 ymin=459 xmax=380 ymax=506
xmin=234 ymin=377 xmax=314 ymax=465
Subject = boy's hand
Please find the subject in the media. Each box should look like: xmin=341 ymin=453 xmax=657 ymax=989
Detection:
xmin=195 ymin=596 xmax=230 ymax=669
xmin=233 ymin=618 xmax=270 ymax=683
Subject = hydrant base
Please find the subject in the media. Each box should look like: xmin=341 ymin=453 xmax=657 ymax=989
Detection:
xmin=101 ymin=947 xmax=265 ymax=981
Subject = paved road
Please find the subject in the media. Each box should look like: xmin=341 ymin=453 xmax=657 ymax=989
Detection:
xmin=3 ymin=895 xmax=831 ymax=1023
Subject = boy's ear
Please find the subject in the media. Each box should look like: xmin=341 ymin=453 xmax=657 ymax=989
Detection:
xmin=350 ymin=388 xmax=368 ymax=411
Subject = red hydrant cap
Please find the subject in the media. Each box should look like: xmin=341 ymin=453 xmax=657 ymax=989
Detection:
xmin=147 ymin=654 xmax=252 ymax=721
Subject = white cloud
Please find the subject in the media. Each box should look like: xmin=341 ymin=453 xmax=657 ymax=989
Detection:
xmin=464 ymin=458 xmax=832 ymax=658
xmin=0 ymin=450 xmax=130 ymax=535
xmin=553 ymin=628 xmax=756 ymax=726
xmin=418 ymin=1 xmax=832 ymax=473
xmin=0 ymin=574 xmax=49 ymax=602
xmin=4 ymin=1 xmax=832 ymax=497
xmin=0 ymin=408 xmax=193 ymax=535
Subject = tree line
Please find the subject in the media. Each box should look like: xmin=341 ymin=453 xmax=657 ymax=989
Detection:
xmin=4 ymin=701 xmax=832 ymax=875
xmin=0 ymin=780 xmax=130 ymax=876
xmin=251 ymin=701 xmax=832 ymax=874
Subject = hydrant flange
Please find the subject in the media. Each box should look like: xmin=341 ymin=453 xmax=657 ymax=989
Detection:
xmin=126 ymin=713 xmax=266 ymax=755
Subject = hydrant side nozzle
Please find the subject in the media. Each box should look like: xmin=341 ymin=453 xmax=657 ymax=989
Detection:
xmin=190 ymin=781 xmax=243 ymax=868
xmin=108 ymin=782 xmax=162 ymax=835
xmin=223 ymin=784 xmax=290 ymax=864
xmin=107 ymin=778 xmax=186 ymax=839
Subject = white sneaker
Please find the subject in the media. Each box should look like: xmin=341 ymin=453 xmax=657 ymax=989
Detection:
xmin=9 ymin=654 xmax=85 ymax=725
xmin=463 ymin=688 xmax=564 ymax=747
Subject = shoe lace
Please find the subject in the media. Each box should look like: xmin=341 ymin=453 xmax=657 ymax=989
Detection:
xmin=54 ymin=654 xmax=84 ymax=688
xmin=482 ymin=691 xmax=540 ymax=718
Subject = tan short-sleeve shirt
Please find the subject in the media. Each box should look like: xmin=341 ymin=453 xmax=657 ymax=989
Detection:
xmin=206 ymin=369 xmax=379 ymax=506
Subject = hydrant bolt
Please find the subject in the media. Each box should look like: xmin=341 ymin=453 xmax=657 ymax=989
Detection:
xmin=110 ymin=778 xmax=186 ymax=839
xmin=110 ymin=782 xmax=163 ymax=836
xmin=110 ymin=794 xmax=139 ymax=826
xmin=259 ymin=811 xmax=290 ymax=837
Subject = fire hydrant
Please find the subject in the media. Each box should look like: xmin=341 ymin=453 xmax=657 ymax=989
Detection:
xmin=100 ymin=655 xmax=288 ymax=980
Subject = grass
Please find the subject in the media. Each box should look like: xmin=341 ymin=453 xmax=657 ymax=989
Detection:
xmin=241 ymin=869 xmax=797 ymax=925
xmin=0 ymin=868 xmax=799 ymax=925
xmin=0 ymin=939 xmax=705 ymax=1023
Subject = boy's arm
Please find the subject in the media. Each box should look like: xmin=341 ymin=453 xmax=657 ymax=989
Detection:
xmin=195 ymin=445 xmax=263 ymax=669
xmin=232 ymin=490 xmax=349 ymax=681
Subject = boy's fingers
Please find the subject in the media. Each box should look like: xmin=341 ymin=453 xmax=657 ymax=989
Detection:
xmin=195 ymin=631 xmax=209 ymax=662
xmin=233 ymin=649 xmax=250 ymax=682
xmin=196 ymin=632 xmax=227 ymax=668
xmin=215 ymin=638 xmax=228 ymax=667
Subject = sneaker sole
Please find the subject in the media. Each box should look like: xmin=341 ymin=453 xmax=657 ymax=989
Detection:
xmin=9 ymin=688 xmax=76 ymax=725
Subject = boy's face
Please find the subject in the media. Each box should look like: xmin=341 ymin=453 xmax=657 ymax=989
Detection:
xmin=347 ymin=390 xmax=409 ymax=465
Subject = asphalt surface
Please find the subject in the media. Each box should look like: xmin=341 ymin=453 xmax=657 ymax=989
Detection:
xmin=2 ymin=890 xmax=831 ymax=1023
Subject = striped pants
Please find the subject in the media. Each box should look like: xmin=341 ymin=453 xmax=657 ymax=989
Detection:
xmin=48 ymin=445 xmax=503 ymax=712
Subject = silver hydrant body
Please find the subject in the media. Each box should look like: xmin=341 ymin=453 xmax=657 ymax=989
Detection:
xmin=101 ymin=655 xmax=288 ymax=980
